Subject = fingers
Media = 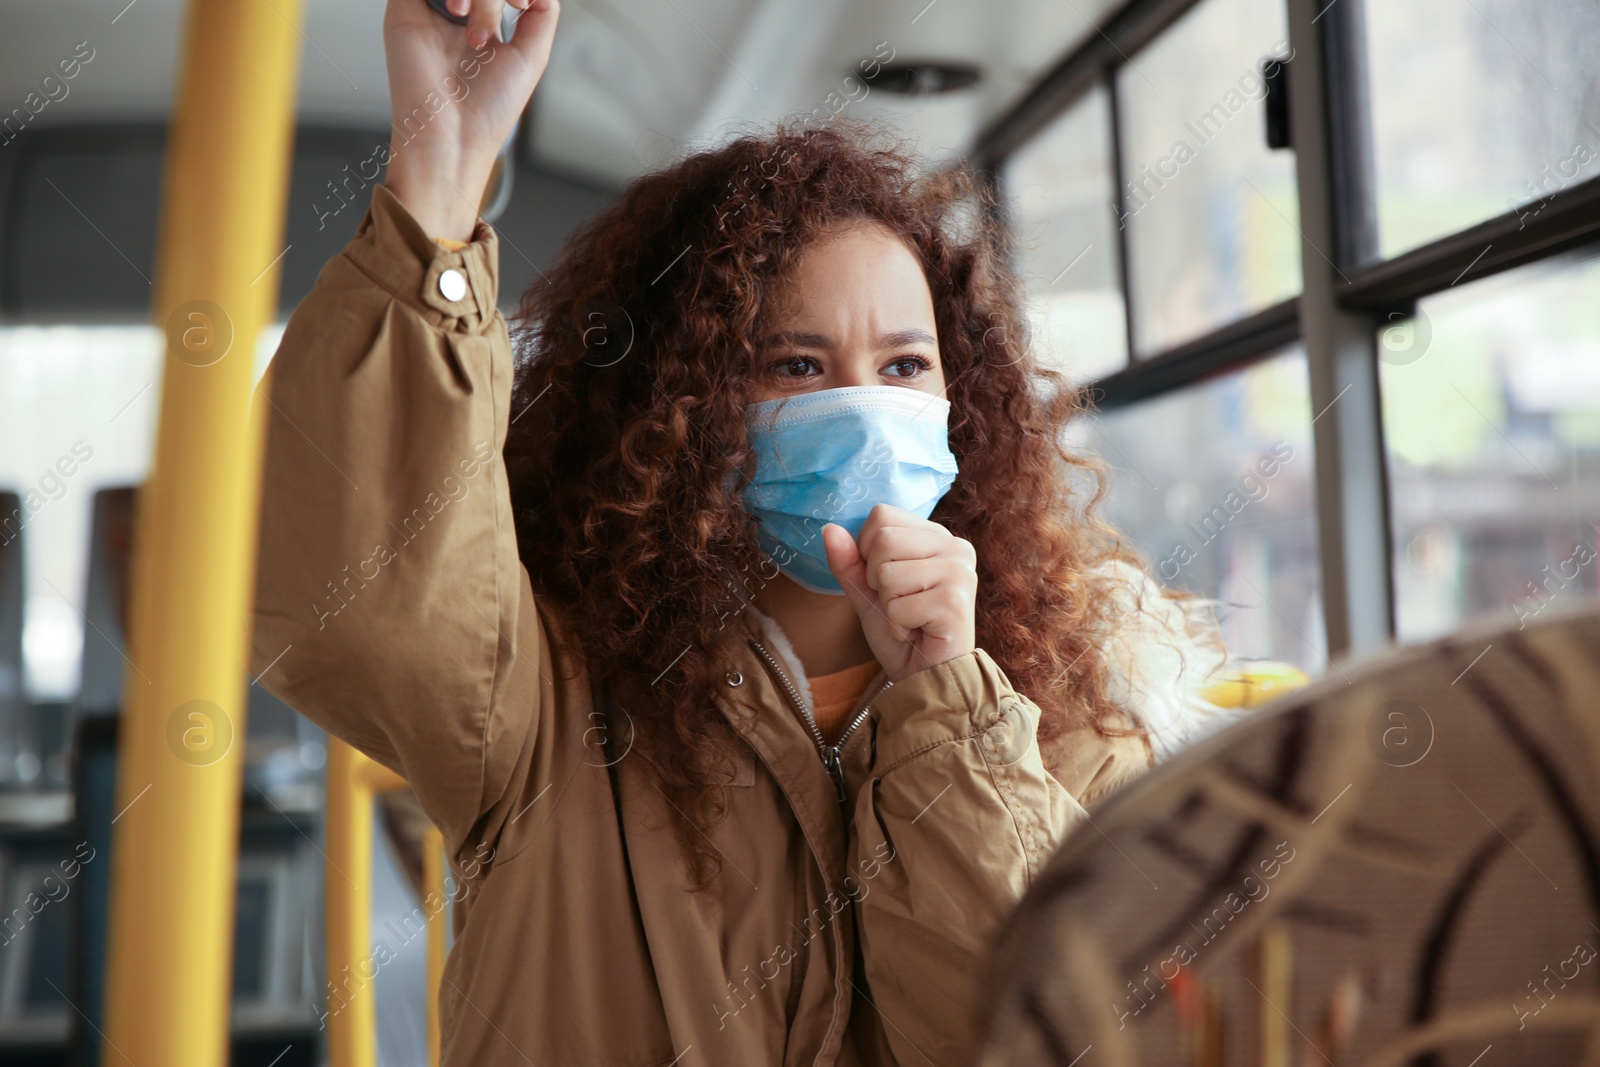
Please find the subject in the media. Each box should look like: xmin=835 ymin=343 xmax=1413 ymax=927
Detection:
xmin=860 ymin=525 xmax=974 ymax=578
xmin=465 ymin=0 xmax=505 ymax=49
xmin=884 ymin=584 xmax=969 ymax=637
xmin=506 ymin=0 xmax=560 ymax=63
xmin=855 ymin=502 xmax=947 ymax=563
xmin=870 ymin=556 xmax=971 ymax=600
xmin=821 ymin=523 xmax=874 ymax=605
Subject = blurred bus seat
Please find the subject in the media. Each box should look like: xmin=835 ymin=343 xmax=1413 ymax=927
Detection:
xmin=975 ymin=600 xmax=1600 ymax=1066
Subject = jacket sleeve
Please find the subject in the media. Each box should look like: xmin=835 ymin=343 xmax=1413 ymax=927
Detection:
xmin=847 ymin=648 xmax=1088 ymax=1066
xmin=249 ymin=183 xmax=546 ymax=868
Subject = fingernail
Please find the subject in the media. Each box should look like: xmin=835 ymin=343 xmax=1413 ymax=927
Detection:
xmin=468 ymin=27 xmax=489 ymax=48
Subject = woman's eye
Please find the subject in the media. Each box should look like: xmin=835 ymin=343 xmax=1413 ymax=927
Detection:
xmin=887 ymin=355 xmax=932 ymax=378
xmin=764 ymin=354 xmax=932 ymax=380
xmin=771 ymin=356 xmax=819 ymax=379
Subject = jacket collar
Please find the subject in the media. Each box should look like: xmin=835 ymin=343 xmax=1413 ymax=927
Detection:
xmin=742 ymin=603 xmax=815 ymax=713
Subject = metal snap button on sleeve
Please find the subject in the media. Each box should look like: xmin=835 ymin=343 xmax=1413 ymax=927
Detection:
xmin=438 ymin=267 xmax=468 ymax=302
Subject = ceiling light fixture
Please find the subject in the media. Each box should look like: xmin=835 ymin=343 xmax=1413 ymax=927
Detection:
xmin=859 ymin=60 xmax=982 ymax=96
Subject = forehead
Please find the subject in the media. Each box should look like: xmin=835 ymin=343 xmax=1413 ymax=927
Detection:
xmin=767 ymin=220 xmax=935 ymax=327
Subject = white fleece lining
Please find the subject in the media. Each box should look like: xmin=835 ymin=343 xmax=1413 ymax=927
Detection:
xmin=745 ymin=604 xmax=816 ymax=714
xmin=1086 ymin=560 xmax=1233 ymax=762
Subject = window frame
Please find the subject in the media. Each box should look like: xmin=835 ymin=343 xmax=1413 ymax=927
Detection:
xmin=972 ymin=0 xmax=1600 ymax=657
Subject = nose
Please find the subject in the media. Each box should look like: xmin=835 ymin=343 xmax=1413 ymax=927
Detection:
xmin=831 ymin=352 xmax=876 ymax=389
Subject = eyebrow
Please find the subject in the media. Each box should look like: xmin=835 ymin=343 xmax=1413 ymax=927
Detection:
xmin=759 ymin=328 xmax=937 ymax=350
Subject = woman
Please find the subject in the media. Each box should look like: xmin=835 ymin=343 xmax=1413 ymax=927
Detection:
xmin=250 ymin=0 xmax=1224 ymax=1063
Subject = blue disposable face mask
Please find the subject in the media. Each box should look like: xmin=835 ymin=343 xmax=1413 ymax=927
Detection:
xmin=741 ymin=385 xmax=960 ymax=595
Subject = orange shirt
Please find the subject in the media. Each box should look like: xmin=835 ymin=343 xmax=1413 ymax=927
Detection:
xmin=807 ymin=659 xmax=882 ymax=747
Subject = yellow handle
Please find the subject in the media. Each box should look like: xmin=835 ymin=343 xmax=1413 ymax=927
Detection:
xmin=1203 ymin=660 xmax=1312 ymax=709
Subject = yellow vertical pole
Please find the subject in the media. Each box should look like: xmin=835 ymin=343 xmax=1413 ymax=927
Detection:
xmin=1256 ymin=924 xmax=1293 ymax=1067
xmin=325 ymin=739 xmax=409 ymax=1067
xmin=100 ymin=0 xmax=303 ymax=1063
xmin=325 ymin=739 xmax=379 ymax=1067
xmin=424 ymin=825 xmax=447 ymax=1067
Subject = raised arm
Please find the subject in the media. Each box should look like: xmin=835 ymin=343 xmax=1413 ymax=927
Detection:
xmin=248 ymin=0 xmax=560 ymax=866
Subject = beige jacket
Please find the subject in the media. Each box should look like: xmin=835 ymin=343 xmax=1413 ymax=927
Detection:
xmin=249 ymin=184 xmax=1178 ymax=1067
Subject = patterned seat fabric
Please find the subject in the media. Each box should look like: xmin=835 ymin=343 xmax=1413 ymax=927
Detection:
xmin=974 ymin=601 xmax=1600 ymax=1067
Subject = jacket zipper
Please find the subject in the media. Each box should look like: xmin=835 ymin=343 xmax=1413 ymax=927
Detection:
xmin=749 ymin=640 xmax=894 ymax=804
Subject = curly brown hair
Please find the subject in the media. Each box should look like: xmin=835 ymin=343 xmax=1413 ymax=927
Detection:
xmin=505 ymin=118 xmax=1144 ymax=885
